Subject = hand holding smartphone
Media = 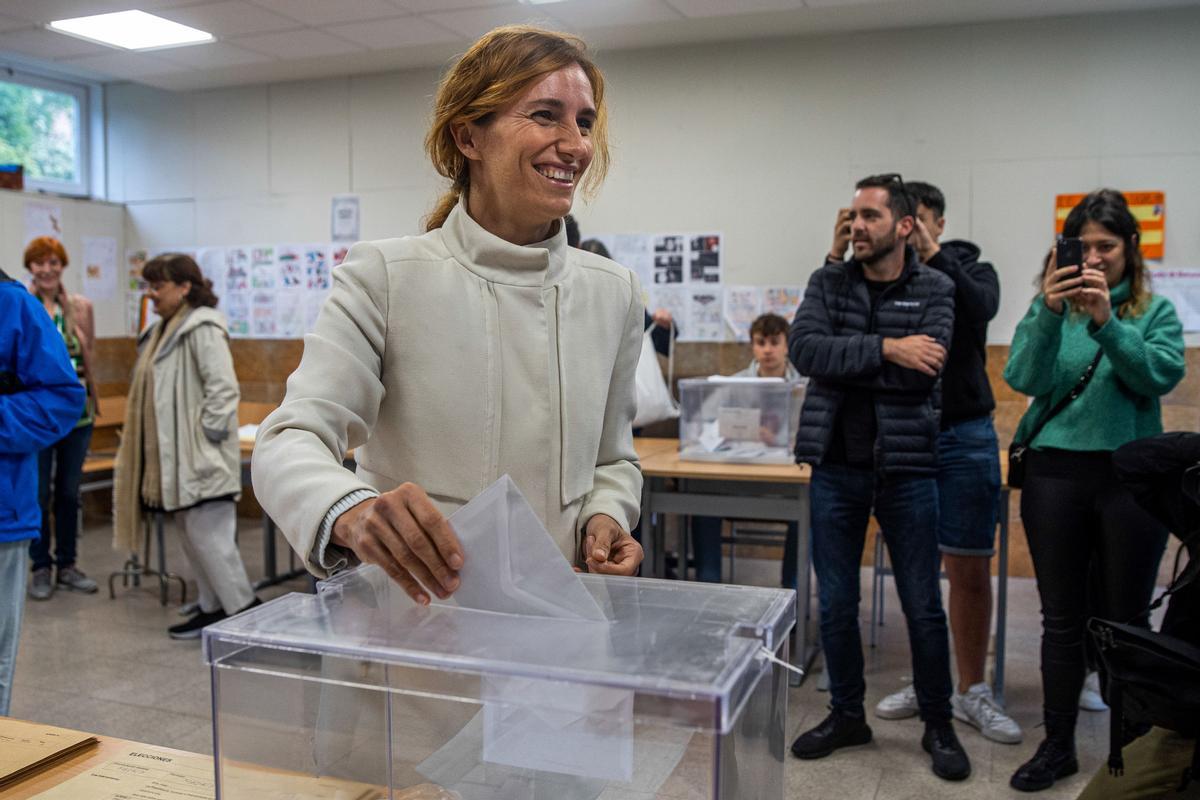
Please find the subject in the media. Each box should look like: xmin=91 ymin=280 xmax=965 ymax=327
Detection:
xmin=1056 ymin=236 xmax=1083 ymax=275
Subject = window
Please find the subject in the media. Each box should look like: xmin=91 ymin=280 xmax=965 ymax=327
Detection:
xmin=0 ymin=73 xmax=89 ymax=196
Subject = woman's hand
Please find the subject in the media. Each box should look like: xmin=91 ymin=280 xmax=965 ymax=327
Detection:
xmin=332 ymin=482 xmax=464 ymax=605
xmin=1041 ymin=262 xmax=1085 ymax=315
xmin=582 ymin=514 xmax=643 ymax=576
xmin=1077 ymin=267 xmax=1112 ymax=327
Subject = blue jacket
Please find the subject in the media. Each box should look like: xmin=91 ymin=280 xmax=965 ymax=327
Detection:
xmin=0 ymin=274 xmax=86 ymax=543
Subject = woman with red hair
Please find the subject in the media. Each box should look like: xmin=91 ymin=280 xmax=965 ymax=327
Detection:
xmin=23 ymin=236 xmax=98 ymax=600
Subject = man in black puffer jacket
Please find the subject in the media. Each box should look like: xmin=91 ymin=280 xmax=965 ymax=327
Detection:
xmin=788 ymin=175 xmax=969 ymax=782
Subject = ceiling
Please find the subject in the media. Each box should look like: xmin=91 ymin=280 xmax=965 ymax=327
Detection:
xmin=0 ymin=0 xmax=1197 ymax=91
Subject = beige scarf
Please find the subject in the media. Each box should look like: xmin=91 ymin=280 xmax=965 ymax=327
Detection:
xmin=112 ymin=306 xmax=190 ymax=552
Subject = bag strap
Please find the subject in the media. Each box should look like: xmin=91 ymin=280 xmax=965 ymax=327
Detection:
xmin=666 ymin=321 xmax=676 ymax=396
xmin=1013 ymin=349 xmax=1104 ymax=450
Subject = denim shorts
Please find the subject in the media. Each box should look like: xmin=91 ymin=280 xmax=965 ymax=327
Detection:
xmin=936 ymin=415 xmax=1001 ymax=556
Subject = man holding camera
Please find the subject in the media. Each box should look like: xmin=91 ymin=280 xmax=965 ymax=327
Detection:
xmin=789 ymin=174 xmax=969 ymax=781
xmin=0 ymin=266 xmax=85 ymax=716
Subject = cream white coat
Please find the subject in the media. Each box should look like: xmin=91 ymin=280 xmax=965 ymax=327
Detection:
xmin=252 ymin=203 xmax=644 ymax=577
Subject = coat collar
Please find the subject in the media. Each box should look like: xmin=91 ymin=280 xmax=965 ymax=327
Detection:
xmin=138 ymin=306 xmax=227 ymax=361
xmin=438 ymin=200 xmax=570 ymax=288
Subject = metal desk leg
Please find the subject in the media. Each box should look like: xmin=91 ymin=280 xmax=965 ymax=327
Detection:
xmin=651 ymin=477 xmax=667 ymax=579
xmin=254 ymin=514 xmax=311 ymax=590
xmin=994 ymin=489 xmax=1010 ymax=705
xmin=790 ymin=484 xmax=816 ymax=687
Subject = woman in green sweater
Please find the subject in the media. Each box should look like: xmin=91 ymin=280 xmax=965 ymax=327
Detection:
xmin=1004 ymin=189 xmax=1185 ymax=793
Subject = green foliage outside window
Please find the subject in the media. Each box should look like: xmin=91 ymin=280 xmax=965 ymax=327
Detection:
xmin=0 ymin=79 xmax=79 ymax=183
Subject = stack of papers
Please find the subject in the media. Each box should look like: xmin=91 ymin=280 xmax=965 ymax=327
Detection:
xmin=0 ymin=719 xmax=96 ymax=789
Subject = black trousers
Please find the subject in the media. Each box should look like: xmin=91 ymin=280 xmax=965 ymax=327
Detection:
xmin=1021 ymin=448 xmax=1168 ymax=719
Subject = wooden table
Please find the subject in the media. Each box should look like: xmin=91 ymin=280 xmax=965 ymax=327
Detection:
xmin=638 ymin=445 xmax=815 ymax=686
xmin=0 ymin=725 xmax=201 ymax=800
xmin=637 ymin=441 xmax=1012 ymax=698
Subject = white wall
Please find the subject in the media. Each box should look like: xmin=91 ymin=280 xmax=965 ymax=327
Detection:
xmin=107 ymin=6 xmax=1200 ymax=343
xmin=1 ymin=191 xmax=125 ymax=336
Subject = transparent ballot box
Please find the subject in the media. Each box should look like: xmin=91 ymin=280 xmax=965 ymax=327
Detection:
xmin=678 ymin=377 xmax=805 ymax=464
xmin=203 ymin=564 xmax=794 ymax=800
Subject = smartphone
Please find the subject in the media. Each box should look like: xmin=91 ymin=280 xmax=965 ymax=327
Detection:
xmin=1056 ymin=236 xmax=1083 ymax=274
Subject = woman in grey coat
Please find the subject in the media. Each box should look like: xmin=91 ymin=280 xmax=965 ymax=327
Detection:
xmin=113 ymin=253 xmax=258 ymax=639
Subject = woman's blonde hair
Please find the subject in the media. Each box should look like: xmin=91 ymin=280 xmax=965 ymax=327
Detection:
xmin=423 ymin=25 xmax=610 ymax=232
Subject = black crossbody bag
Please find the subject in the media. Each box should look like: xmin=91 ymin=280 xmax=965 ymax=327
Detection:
xmin=1007 ymin=350 xmax=1103 ymax=489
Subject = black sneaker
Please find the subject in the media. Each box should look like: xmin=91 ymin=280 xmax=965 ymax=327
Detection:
xmin=167 ymin=608 xmax=228 ymax=640
xmin=1010 ymin=736 xmax=1078 ymax=792
xmin=790 ymin=709 xmax=872 ymax=759
xmin=922 ymin=722 xmax=971 ymax=781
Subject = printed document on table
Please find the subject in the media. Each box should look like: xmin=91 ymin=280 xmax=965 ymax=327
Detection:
xmin=30 ymin=744 xmax=381 ymax=800
xmin=0 ymin=719 xmax=96 ymax=787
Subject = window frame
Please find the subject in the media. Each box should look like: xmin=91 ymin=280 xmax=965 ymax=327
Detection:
xmin=0 ymin=70 xmax=90 ymax=197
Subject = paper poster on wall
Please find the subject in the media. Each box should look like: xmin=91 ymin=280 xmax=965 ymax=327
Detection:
xmin=688 ymin=234 xmax=722 ymax=284
xmin=275 ymin=292 xmax=305 ymax=338
xmin=688 ymin=288 xmax=724 ymax=341
xmin=1056 ymin=191 xmax=1164 ymax=260
xmin=225 ymin=294 xmax=250 ymax=337
xmin=275 ymin=244 xmax=303 ymax=289
xmin=331 ymin=243 xmax=350 ymax=268
xmin=225 ymin=247 xmax=250 ymax=295
xmin=305 ymin=245 xmax=331 ymax=291
xmin=80 ymin=236 xmax=117 ymax=301
xmin=649 ymin=286 xmax=689 ymax=339
xmin=331 ymin=195 xmax=360 ymax=243
xmin=723 ymin=286 xmax=763 ymax=341
xmin=609 ymin=234 xmax=653 ymax=288
xmin=24 ymin=201 xmax=63 ymax=244
xmin=1150 ymin=269 xmax=1200 ymax=331
xmin=196 ymin=247 xmax=225 ymax=294
xmin=762 ymin=286 xmax=803 ymax=323
xmin=305 ymin=293 xmax=327 ymax=332
xmin=250 ymin=246 xmax=276 ymax=290
xmin=653 ymin=234 xmax=684 ymax=284
xmin=251 ymin=292 xmax=276 ymax=337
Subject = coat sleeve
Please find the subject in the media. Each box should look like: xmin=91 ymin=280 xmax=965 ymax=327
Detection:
xmin=251 ymin=243 xmax=389 ymax=576
xmin=853 ymin=275 xmax=955 ymax=393
xmin=0 ymin=292 xmax=85 ymax=454
xmin=789 ymin=269 xmax=885 ymax=380
xmin=579 ymin=273 xmax=645 ymax=537
xmin=189 ymin=323 xmax=240 ymax=442
xmin=927 ymin=249 xmax=999 ymax=324
xmin=1091 ymin=296 xmax=1185 ymax=398
xmin=1004 ymin=299 xmax=1065 ymax=398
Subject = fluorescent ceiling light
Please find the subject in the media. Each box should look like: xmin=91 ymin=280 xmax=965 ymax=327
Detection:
xmin=49 ymin=10 xmax=213 ymax=51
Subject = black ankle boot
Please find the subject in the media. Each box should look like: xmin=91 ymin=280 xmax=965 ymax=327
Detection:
xmin=791 ymin=709 xmax=872 ymax=760
xmin=1010 ymin=712 xmax=1079 ymax=792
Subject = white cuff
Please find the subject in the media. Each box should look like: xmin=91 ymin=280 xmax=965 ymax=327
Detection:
xmin=313 ymin=489 xmax=378 ymax=573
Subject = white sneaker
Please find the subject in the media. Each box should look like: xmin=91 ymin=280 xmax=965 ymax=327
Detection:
xmin=874 ymin=683 xmax=918 ymax=719
xmin=952 ymin=683 xmax=1023 ymax=744
xmin=1079 ymin=671 xmax=1108 ymax=712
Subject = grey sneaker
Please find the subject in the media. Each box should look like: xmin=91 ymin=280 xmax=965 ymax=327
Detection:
xmin=952 ymin=682 xmax=1023 ymax=744
xmin=1079 ymin=671 xmax=1108 ymax=712
xmin=57 ymin=566 xmax=99 ymax=594
xmin=875 ymin=683 xmax=918 ymax=720
xmin=28 ymin=568 xmax=54 ymax=600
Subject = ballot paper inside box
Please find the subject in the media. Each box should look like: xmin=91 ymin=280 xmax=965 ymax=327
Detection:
xmin=678 ymin=376 xmax=806 ymax=464
xmin=203 ymin=477 xmax=795 ymax=800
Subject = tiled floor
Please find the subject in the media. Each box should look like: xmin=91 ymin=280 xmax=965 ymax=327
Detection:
xmin=12 ymin=516 xmax=1127 ymax=798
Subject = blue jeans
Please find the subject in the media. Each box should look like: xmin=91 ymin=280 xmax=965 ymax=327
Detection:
xmin=691 ymin=516 xmax=799 ymax=588
xmin=936 ymin=416 xmax=1001 ymax=556
xmin=0 ymin=540 xmax=27 ymax=716
xmin=811 ymin=464 xmax=953 ymax=721
xmin=31 ymin=424 xmax=92 ymax=571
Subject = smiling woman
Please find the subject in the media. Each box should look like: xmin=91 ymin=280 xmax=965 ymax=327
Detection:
xmin=252 ymin=26 xmax=645 ymax=606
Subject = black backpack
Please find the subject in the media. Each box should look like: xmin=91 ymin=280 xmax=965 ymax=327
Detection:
xmin=1089 ymin=540 xmax=1200 ymax=791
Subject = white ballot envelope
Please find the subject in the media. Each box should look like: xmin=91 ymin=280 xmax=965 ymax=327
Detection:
xmin=444 ymin=474 xmax=606 ymax=622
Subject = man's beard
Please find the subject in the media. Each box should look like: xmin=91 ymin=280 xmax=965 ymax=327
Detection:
xmin=855 ymin=229 xmax=898 ymax=266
